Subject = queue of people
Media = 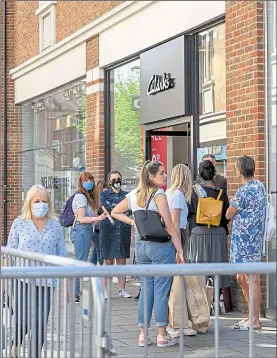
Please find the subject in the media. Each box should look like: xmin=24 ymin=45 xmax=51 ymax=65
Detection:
xmin=5 ymin=154 xmax=267 ymax=353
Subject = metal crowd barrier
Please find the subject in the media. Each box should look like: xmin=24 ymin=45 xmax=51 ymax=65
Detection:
xmin=1 ymin=247 xmax=108 ymax=358
xmin=1 ymin=246 xmax=276 ymax=358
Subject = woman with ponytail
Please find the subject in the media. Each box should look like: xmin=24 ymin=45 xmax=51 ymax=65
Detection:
xmin=112 ymin=161 xmax=184 ymax=348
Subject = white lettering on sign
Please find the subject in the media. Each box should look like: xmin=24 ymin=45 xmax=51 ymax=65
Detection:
xmin=151 ymin=136 xmax=162 ymax=141
xmin=147 ymin=73 xmax=175 ymax=96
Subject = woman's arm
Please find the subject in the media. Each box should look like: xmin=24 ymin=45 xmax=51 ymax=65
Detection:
xmin=172 ymin=209 xmax=182 ymax=239
xmin=226 ymin=206 xmax=237 ymax=220
xmin=155 ymin=194 xmax=184 ymax=261
xmin=76 ymin=207 xmax=106 ymax=224
xmin=111 ymin=198 xmax=134 ymax=226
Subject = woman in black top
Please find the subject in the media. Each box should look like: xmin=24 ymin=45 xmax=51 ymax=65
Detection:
xmin=186 ymin=160 xmax=230 ymax=289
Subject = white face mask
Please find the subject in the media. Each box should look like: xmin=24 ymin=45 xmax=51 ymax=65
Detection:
xmin=32 ymin=202 xmax=49 ymax=218
xmin=113 ymin=182 xmax=121 ymax=189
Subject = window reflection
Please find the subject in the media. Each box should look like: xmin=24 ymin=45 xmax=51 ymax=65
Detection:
xmin=198 ymin=23 xmax=227 ymax=177
xmin=110 ymin=59 xmax=142 ymax=191
xmin=20 ymin=80 xmax=86 ymax=216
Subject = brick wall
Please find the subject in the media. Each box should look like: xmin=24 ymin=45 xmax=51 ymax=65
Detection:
xmin=13 ymin=1 xmax=124 ymax=68
xmin=0 ymin=1 xmax=20 ymax=244
xmin=225 ymin=0 xmax=266 ymax=314
xmin=85 ymin=36 xmax=105 ymax=180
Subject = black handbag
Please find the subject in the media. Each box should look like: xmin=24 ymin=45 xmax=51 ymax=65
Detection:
xmin=133 ymin=191 xmax=171 ymax=243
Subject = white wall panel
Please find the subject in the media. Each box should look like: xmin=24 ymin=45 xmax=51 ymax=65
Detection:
xmin=14 ymin=43 xmax=86 ymax=103
xmin=99 ymin=1 xmax=225 ymax=67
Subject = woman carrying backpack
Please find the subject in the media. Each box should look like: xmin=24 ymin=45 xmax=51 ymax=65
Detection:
xmin=71 ymin=172 xmax=106 ymax=302
xmin=186 ymin=160 xmax=230 ymax=290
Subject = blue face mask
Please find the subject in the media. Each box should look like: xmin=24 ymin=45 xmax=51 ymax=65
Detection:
xmin=82 ymin=181 xmax=94 ymax=191
xmin=32 ymin=202 xmax=49 ymax=218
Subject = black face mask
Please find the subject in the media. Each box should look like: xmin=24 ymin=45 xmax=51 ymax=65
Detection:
xmin=111 ymin=179 xmax=122 ymax=189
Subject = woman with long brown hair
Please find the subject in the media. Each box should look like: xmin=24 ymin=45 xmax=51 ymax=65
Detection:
xmin=111 ymin=161 xmax=184 ymax=348
xmin=70 ymin=172 xmax=106 ymax=302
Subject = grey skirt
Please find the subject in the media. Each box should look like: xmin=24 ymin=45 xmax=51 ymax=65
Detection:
xmin=185 ymin=226 xmax=230 ymax=289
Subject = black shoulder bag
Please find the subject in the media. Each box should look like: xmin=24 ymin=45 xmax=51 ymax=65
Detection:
xmin=133 ymin=191 xmax=171 ymax=243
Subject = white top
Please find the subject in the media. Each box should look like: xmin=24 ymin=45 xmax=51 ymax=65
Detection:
xmin=72 ymin=193 xmax=93 ymax=217
xmin=126 ymin=188 xmax=165 ymax=213
xmin=166 ymin=189 xmax=188 ymax=229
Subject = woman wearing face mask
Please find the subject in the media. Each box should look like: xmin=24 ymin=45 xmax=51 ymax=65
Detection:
xmin=7 ymin=185 xmax=67 ymax=357
xmin=99 ymin=170 xmax=132 ymax=299
xmin=71 ymin=172 xmax=106 ymax=301
xmin=89 ymin=180 xmax=108 ymax=265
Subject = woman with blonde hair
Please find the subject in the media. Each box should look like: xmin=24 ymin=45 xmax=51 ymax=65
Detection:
xmin=166 ymin=164 xmax=192 ymax=249
xmin=70 ymin=172 xmax=106 ymax=301
xmin=7 ymin=184 xmax=67 ymax=357
xmin=165 ymin=164 xmax=197 ymax=338
xmin=111 ymin=161 xmax=184 ymax=348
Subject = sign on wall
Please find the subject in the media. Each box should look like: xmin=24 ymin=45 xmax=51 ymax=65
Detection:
xmin=151 ymin=129 xmax=167 ymax=188
xmin=140 ymin=36 xmax=187 ymax=124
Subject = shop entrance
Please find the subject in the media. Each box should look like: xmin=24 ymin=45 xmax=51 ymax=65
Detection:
xmin=145 ymin=118 xmax=195 ymax=187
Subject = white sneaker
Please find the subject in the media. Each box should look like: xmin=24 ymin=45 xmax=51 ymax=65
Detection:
xmin=118 ymin=289 xmax=132 ymax=298
xmin=183 ymin=327 xmax=197 ymax=336
xmin=166 ymin=325 xmax=197 ymax=338
xmin=104 ymin=290 xmax=108 ymax=300
xmin=166 ymin=326 xmax=180 ymax=338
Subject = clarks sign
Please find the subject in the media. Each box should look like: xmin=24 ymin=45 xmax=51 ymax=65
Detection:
xmin=147 ymin=73 xmax=175 ymax=95
xmin=140 ymin=36 xmax=186 ymax=124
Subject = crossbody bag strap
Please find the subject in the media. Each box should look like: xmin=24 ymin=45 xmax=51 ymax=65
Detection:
xmin=217 ymin=189 xmax=223 ymax=200
xmin=145 ymin=190 xmax=157 ymax=210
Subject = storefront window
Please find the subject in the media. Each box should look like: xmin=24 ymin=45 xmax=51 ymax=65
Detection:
xmin=109 ymin=59 xmax=142 ymax=191
xmin=198 ymin=23 xmax=227 ymax=176
xmin=20 ymin=80 xmax=86 ymax=217
xmin=266 ymin=0 xmax=277 ymax=315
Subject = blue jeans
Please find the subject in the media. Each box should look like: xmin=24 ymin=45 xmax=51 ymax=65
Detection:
xmin=90 ymin=231 xmax=103 ymax=265
xmin=13 ymin=282 xmax=51 ymax=357
xmin=70 ymin=223 xmax=92 ymax=296
xmin=135 ymin=233 xmax=175 ymax=328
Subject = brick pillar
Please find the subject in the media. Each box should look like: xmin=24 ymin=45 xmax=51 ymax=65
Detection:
xmin=226 ymin=1 xmax=266 ymax=314
xmin=0 ymin=1 xmax=20 ymax=244
xmin=86 ymin=35 xmax=105 ymax=180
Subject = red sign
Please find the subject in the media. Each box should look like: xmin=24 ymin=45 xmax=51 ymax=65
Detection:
xmin=151 ymin=128 xmax=167 ymax=189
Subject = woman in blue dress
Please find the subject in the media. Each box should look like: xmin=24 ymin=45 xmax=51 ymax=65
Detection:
xmin=226 ymin=156 xmax=267 ymax=330
xmin=99 ymin=171 xmax=132 ymax=299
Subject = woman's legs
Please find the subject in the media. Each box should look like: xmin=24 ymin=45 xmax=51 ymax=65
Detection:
xmin=13 ymin=283 xmax=51 ymax=357
xmin=71 ymin=225 xmax=92 ymax=296
xmin=152 ymin=243 xmax=175 ymax=337
xmin=115 ymin=258 xmax=126 ymax=290
xmin=91 ymin=232 xmax=103 ymax=265
xmin=102 ymin=259 xmax=114 ymax=291
xmin=237 ymin=273 xmax=261 ymax=326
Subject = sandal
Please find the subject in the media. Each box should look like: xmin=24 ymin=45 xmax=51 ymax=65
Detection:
xmin=157 ymin=334 xmax=176 ymax=348
xmin=234 ymin=319 xmax=248 ymax=329
xmin=237 ymin=321 xmax=262 ymax=331
xmin=138 ymin=334 xmax=152 ymax=347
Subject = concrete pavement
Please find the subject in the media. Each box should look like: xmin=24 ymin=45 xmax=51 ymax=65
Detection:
xmin=101 ymin=278 xmax=276 ymax=358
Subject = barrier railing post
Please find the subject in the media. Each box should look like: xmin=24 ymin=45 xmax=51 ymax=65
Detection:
xmin=143 ymin=277 xmax=148 ymax=358
xmin=249 ymin=274 xmax=254 ymax=357
xmin=214 ymin=275 xmax=220 ymax=358
xmin=179 ymin=275 xmax=185 ymax=358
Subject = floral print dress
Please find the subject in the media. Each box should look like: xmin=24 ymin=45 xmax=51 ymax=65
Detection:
xmin=230 ymin=180 xmax=267 ymax=263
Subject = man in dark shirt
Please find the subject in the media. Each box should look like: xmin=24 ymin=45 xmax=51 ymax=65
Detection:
xmin=194 ymin=154 xmax=228 ymax=192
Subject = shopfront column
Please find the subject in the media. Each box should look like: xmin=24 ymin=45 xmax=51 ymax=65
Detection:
xmin=226 ymin=0 xmax=266 ymax=314
xmin=86 ymin=35 xmax=105 ymax=179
